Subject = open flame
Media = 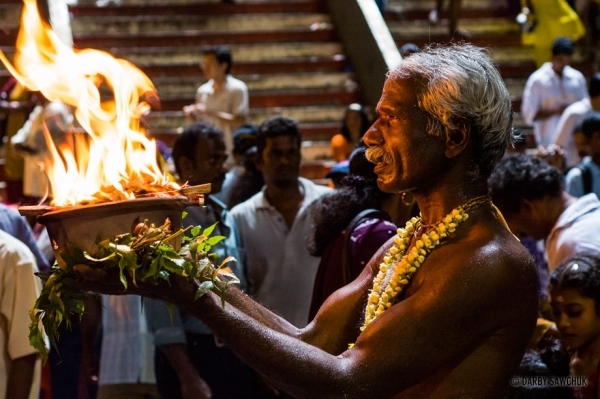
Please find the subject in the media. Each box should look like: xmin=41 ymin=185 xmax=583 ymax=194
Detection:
xmin=0 ymin=0 xmax=179 ymax=206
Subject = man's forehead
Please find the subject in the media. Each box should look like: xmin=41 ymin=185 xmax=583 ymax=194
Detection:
xmin=202 ymin=54 xmax=219 ymax=64
xmin=197 ymin=135 xmax=225 ymax=154
xmin=378 ymin=79 xmax=421 ymax=111
xmin=265 ymin=135 xmax=298 ymax=148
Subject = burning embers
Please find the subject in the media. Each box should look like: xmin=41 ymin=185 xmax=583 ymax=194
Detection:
xmin=0 ymin=0 xmax=181 ymax=206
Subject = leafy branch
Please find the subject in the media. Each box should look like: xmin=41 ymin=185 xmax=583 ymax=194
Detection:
xmin=29 ymin=218 xmax=237 ymax=361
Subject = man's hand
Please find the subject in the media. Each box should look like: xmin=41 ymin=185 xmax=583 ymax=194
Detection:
xmin=183 ymin=103 xmax=207 ymax=120
xmin=534 ymin=144 xmax=565 ymax=170
xmin=180 ymin=374 xmax=213 ymax=399
xmin=73 ymin=263 xmax=166 ymax=300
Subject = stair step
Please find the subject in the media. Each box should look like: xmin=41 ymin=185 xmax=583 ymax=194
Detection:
xmin=387 ymin=0 xmax=507 ymax=11
xmin=161 ymin=90 xmax=361 ymax=111
xmin=153 ymin=72 xmax=357 ymax=97
xmin=78 ymin=0 xmax=319 ymax=5
xmin=141 ymin=58 xmax=350 ymax=78
xmin=107 ymin=42 xmax=346 ymax=65
xmin=144 ymin=104 xmax=348 ymax=132
xmin=389 ymin=18 xmax=520 ymax=37
xmin=70 ymin=13 xmax=332 ymax=36
xmin=73 ymin=28 xmax=337 ymax=48
xmin=69 ymin=1 xmax=327 ymax=17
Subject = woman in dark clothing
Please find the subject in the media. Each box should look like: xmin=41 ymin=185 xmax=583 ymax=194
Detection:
xmin=307 ymin=146 xmax=415 ymax=320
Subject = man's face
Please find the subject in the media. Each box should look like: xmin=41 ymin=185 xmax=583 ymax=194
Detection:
xmin=588 ymin=131 xmax=600 ymax=159
xmin=574 ymin=131 xmax=591 ymax=158
xmin=181 ymin=136 xmax=228 ymax=193
xmin=257 ymin=135 xmax=301 ymax=188
xmin=502 ymin=201 xmax=551 ymax=241
xmin=551 ymin=54 xmax=571 ymax=75
xmin=551 ymin=287 xmax=600 ymax=351
xmin=363 ymin=78 xmax=445 ymax=193
xmin=202 ymin=54 xmax=227 ymax=81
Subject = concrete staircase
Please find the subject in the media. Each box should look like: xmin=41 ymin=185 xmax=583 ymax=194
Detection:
xmin=384 ymin=0 xmax=594 ymax=142
xmin=67 ymin=0 xmax=363 ymax=173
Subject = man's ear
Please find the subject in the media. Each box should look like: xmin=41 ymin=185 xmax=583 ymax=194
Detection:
xmin=519 ymin=198 xmax=537 ymax=219
xmin=445 ymin=119 xmax=470 ymax=158
xmin=255 ymin=151 xmax=265 ymax=172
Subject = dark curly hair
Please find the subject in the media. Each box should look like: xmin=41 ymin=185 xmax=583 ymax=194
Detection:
xmin=488 ymin=154 xmax=563 ymax=215
xmin=171 ymin=122 xmax=223 ymax=178
xmin=580 ymin=111 xmax=600 ymax=139
xmin=550 ymin=255 xmax=600 ymax=316
xmin=203 ymin=45 xmax=233 ymax=75
xmin=308 ymin=147 xmax=389 ymax=256
xmin=256 ymin=116 xmax=301 ymax=154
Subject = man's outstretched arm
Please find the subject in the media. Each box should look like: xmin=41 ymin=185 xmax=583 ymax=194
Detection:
xmin=169 ymin=241 xmax=532 ymax=398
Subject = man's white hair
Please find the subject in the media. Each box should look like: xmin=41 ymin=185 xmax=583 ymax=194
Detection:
xmin=388 ymin=43 xmax=515 ymax=179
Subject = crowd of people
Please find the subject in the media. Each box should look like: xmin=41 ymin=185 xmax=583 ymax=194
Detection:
xmin=1 ymin=20 xmax=600 ymax=399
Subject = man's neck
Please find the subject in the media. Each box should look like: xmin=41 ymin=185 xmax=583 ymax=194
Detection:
xmin=412 ymin=180 xmax=488 ymax=226
xmin=265 ymin=180 xmax=303 ymax=207
xmin=264 ymin=180 xmax=304 ymax=228
xmin=552 ymin=66 xmax=564 ymax=78
xmin=212 ymin=75 xmax=226 ymax=92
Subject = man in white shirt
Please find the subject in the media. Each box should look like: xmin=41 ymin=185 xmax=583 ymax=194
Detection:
xmin=183 ymin=46 xmax=249 ymax=159
xmin=564 ymin=111 xmax=600 ymax=199
xmin=0 ymin=230 xmax=43 ymax=399
xmin=521 ymin=37 xmax=588 ymax=147
xmin=226 ymin=116 xmax=331 ymax=328
xmin=489 ymin=154 xmax=600 ymax=295
xmin=552 ymin=72 xmax=600 ymax=169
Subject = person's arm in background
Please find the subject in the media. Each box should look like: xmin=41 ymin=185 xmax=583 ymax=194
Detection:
xmin=521 ymin=80 xmax=564 ymax=123
xmin=184 ymin=81 xmax=248 ymax=127
xmin=144 ymin=298 xmax=212 ymax=399
xmin=6 ymin=354 xmax=36 ymax=399
xmin=159 ymin=343 xmax=212 ymax=399
xmin=1 ymin=232 xmax=46 ymax=399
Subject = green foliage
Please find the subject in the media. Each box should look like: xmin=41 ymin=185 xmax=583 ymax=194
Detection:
xmin=29 ymin=218 xmax=237 ymax=362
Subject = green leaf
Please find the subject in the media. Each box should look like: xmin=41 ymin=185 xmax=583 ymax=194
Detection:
xmin=142 ymin=255 xmax=162 ymax=282
xmin=195 ymin=281 xmax=213 ymax=300
xmin=118 ymin=255 xmax=128 ymax=289
xmin=191 ymin=226 xmax=201 ymax=237
xmin=206 ymin=235 xmax=226 ymax=246
xmin=59 ymin=245 xmax=89 ymax=266
xmin=202 ymin=222 xmax=218 ymax=237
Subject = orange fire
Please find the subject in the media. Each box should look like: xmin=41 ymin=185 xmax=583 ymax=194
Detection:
xmin=0 ymin=0 xmax=179 ymax=206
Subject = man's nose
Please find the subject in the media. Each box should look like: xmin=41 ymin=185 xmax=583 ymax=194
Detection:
xmin=363 ymin=122 xmax=383 ymax=146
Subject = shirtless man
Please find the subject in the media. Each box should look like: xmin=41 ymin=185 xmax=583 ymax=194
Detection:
xmin=79 ymin=44 xmax=538 ymax=398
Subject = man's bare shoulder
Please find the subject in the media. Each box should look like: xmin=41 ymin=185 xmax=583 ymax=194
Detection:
xmin=409 ymin=213 xmax=538 ymax=311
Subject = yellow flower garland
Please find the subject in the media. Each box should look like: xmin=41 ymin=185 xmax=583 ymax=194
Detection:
xmin=361 ymin=195 xmax=491 ymax=331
